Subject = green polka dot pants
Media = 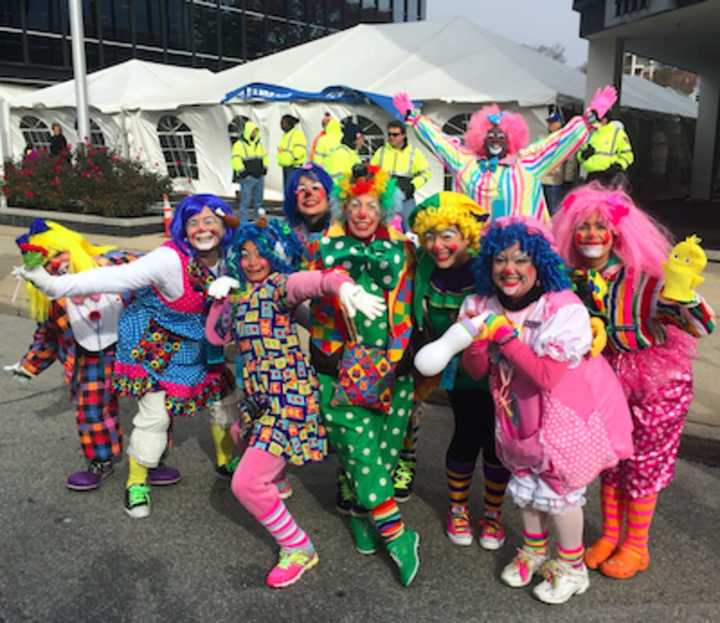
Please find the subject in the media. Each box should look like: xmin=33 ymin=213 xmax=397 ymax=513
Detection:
xmin=318 ymin=372 xmax=414 ymax=510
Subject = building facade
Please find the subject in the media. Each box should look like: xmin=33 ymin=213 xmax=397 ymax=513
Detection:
xmin=0 ymin=0 xmax=425 ymax=86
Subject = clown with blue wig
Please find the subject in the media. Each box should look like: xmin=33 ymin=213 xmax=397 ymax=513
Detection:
xmin=205 ymin=212 xmax=385 ymax=589
xmin=14 ymin=194 xmax=241 ymax=519
xmin=415 ymin=216 xmax=633 ymax=605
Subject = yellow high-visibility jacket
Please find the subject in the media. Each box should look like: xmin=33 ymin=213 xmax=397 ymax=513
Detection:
xmin=277 ymin=125 xmax=307 ymax=168
xmin=324 ymin=144 xmax=362 ymax=182
xmin=370 ymin=142 xmax=431 ymax=190
xmin=231 ymin=121 xmax=269 ymax=176
xmin=311 ymin=118 xmax=342 ymax=168
xmin=578 ymin=121 xmax=634 ymax=173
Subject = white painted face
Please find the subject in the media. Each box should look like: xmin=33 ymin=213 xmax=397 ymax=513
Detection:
xmin=185 ymin=206 xmax=225 ymax=252
xmin=574 ymin=211 xmax=613 ymax=264
xmin=345 ymin=193 xmax=381 ymax=240
xmin=491 ymin=242 xmax=538 ymax=299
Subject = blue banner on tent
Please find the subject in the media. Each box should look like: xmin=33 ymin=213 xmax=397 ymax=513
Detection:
xmin=222 ymin=83 xmax=422 ymax=119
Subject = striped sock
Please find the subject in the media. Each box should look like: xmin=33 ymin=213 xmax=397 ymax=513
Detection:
xmin=482 ymin=460 xmax=510 ymax=520
xmin=259 ymin=499 xmax=311 ymax=551
xmin=370 ymin=498 xmax=405 ymax=543
xmin=600 ymin=482 xmax=625 ymax=546
xmin=523 ymin=530 xmax=549 ymax=556
xmin=623 ymin=493 xmax=658 ymax=556
xmin=447 ymin=458 xmax=475 ymax=507
xmin=558 ymin=544 xmax=585 ymax=568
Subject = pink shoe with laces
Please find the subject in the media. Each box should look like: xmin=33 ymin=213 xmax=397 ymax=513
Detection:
xmin=478 ymin=517 xmax=506 ymax=550
xmin=266 ymin=548 xmax=319 ymax=589
xmin=446 ymin=504 xmax=473 ymax=546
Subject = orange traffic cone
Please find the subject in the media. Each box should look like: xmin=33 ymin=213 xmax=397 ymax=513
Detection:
xmin=162 ymin=194 xmax=172 ymax=237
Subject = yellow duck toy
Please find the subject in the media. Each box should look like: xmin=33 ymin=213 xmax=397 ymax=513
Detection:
xmin=662 ymin=234 xmax=707 ymax=303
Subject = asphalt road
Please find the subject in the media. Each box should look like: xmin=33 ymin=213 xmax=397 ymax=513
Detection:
xmin=0 ymin=313 xmax=718 ymax=623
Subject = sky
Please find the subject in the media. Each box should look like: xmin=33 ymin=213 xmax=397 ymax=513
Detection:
xmin=426 ymin=0 xmax=589 ymax=68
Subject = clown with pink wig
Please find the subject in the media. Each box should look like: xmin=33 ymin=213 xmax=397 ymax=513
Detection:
xmin=392 ymin=88 xmax=617 ymax=222
xmin=414 ymin=216 xmax=633 ymax=605
xmin=552 ymin=183 xmax=716 ymax=580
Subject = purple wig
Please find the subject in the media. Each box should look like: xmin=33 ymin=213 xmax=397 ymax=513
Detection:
xmin=283 ymin=163 xmax=334 ymax=228
xmin=170 ymin=193 xmax=236 ymax=256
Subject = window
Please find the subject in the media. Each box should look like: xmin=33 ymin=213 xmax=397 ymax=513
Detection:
xmin=157 ymin=115 xmax=199 ymax=179
xmin=0 ymin=32 xmax=23 ymax=63
xmin=266 ymin=18 xmax=288 ymax=53
xmin=341 ymin=114 xmax=384 ymax=162
xmin=0 ymin=0 xmax=22 ymax=28
xmin=27 ymin=0 xmax=64 ymax=32
xmin=441 ymin=114 xmax=470 ymax=190
xmin=228 ymin=115 xmax=250 ymax=146
xmin=27 ymin=35 xmax=64 ymax=67
xmin=193 ymin=5 xmax=218 ymax=55
xmin=134 ymin=0 xmax=163 ymax=46
xmin=245 ymin=14 xmax=265 ymax=59
xmin=166 ymin=0 xmax=190 ymax=49
xmin=74 ymin=118 xmax=106 ymax=147
xmin=20 ymin=116 xmax=52 ymax=151
xmin=99 ymin=0 xmax=131 ymax=41
xmin=220 ymin=9 xmax=245 ymax=59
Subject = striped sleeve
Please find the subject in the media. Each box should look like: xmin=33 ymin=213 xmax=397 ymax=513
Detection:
xmin=656 ymin=293 xmax=716 ymax=338
xmin=407 ymin=112 xmax=473 ymax=177
xmin=519 ymin=116 xmax=591 ymax=178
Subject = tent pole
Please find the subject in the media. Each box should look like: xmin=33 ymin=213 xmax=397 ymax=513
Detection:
xmin=69 ymin=0 xmax=91 ymax=153
xmin=120 ymin=109 xmax=130 ymax=159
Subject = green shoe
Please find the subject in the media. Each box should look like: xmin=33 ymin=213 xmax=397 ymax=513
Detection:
xmin=386 ymin=529 xmax=420 ymax=587
xmin=215 ymin=455 xmax=241 ymax=479
xmin=124 ymin=484 xmax=151 ymax=519
xmin=348 ymin=514 xmax=379 ymax=555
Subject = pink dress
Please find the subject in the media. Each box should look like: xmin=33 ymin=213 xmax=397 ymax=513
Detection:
xmin=461 ymin=290 xmax=633 ymax=511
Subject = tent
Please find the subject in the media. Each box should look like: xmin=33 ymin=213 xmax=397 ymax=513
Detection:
xmin=3 ymin=18 xmax=698 ymax=202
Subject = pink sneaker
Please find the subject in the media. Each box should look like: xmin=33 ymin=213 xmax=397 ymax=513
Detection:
xmin=275 ymin=479 xmax=293 ymax=500
xmin=266 ymin=548 xmax=319 ymax=589
xmin=478 ymin=517 xmax=506 ymax=550
xmin=446 ymin=504 xmax=473 ymax=546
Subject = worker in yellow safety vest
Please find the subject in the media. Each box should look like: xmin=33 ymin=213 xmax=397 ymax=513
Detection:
xmin=323 ymin=120 xmax=364 ymax=182
xmin=277 ymin=114 xmax=307 ymax=188
xmin=577 ymin=112 xmax=634 ymax=189
xmin=231 ymin=120 xmax=269 ymax=223
xmin=371 ymin=119 xmax=432 ymax=228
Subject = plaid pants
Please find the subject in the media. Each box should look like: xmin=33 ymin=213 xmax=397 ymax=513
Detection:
xmin=72 ymin=346 xmax=122 ymax=462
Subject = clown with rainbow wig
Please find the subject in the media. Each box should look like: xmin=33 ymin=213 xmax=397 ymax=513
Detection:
xmin=552 ymin=183 xmax=716 ymax=580
xmin=415 ymin=216 xmax=633 ymax=604
xmin=392 ymin=87 xmax=617 ymax=222
xmin=14 ymin=194 xmax=241 ymax=519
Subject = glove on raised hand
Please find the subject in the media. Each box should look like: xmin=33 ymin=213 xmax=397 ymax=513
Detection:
xmin=586 ymin=85 xmax=618 ymax=120
xmin=392 ymin=92 xmax=414 ymax=118
xmin=474 ymin=312 xmax=518 ymax=344
xmin=208 ymin=276 xmax=240 ymax=299
xmin=338 ymin=282 xmax=386 ymax=321
xmin=3 ymin=362 xmax=34 ymax=384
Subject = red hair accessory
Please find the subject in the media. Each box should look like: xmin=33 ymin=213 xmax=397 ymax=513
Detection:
xmin=605 ymin=193 xmax=630 ymax=225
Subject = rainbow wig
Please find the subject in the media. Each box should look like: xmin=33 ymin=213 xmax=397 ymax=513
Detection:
xmin=410 ymin=191 xmax=489 ymax=253
xmin=472 ymin=216 xmax=571 ymax=297
xmin=170 ymin=193 xmax=237 ymax=256
xmin=464 ymin=104 xmax=529 ymax=158
xmin=283 ymin=163 xmax=334 ymax=228
xmin=552 ymin=182 xmax=672 ymax=280
xmin=227 ymin=218 xmax=303 ymax=286
xmin=332 ymin=164 xmax=401 ymax=222
xmin=15 ymin=219 xmax=115 ymax=321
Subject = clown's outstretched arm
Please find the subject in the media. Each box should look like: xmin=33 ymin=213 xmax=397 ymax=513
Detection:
xmin=13 ymin=246 xmax=184 ymax=301
xmin=392 ymin=91 xmax=472 ymax=177
xmin=15 ymin=303 xmax=64 ymax=377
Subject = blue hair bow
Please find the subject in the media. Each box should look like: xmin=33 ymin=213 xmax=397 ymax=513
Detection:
xmin=486 ymin=112 xmax=506 ymax=126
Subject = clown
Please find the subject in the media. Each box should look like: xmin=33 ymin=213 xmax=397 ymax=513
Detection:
xmin=552 ymin=183 xmax=716 ymax=579
xmin=283 ymin=163 xmax=334 ymax=255
xmin=14 ymin=195 xmax=240 ymax=519
xmin=415 ymin=216 xmax=633 ymax=604
xmin=391 ymin=87 xmax=618 ymax=222
xmin=205 ymin=217 xmax=384 ymax=589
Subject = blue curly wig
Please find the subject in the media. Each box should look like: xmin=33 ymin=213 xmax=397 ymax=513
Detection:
xmin=472 ymin=220 xmax=571 ymax=296
xmin=170 ymin=194 xmax=236 ymax=256
xmin=227 ymin=218 xmax=304 ymax=286
xmin=283 ymin=163 xmax=334 ymax=228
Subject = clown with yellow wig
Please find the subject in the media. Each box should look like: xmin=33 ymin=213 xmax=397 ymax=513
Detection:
xmin=8 ymin=219 xmax=181 ymax=491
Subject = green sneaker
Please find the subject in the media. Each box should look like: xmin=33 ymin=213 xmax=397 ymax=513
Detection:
xmin=348 ymin=514 xmax=379 ymax=555
xmin=124 ymin=484 xmax=151 ymax=519
xmin=215 ymin=455 xmax=241 ymax=479
xmin=393 ymin=457 xmax=416 ymax=503
xmin=386 ymin=528 xmax=420 ymax=587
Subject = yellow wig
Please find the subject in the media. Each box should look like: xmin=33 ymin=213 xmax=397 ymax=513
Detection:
xmin=19 ymin=220 xmax=115 ymax=321
xmin=410 ymin=191 xmax=489 ymax=252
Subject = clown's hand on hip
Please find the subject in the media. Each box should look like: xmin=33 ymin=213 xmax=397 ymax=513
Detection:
xmin=338 ymin=283 xmax=386 ymax=321
xmin=12 ymin=265 xmax=54 ymax=294
xmin=208 ymin=276 xmax=240 ymax=300
xmin=414 ymin=311 xmax=504 ymax=377
xmin=392 ymin=91 xmax=414 ymax=119
xmin=585 ymin=85 xmax=618 ymax=123
xmin=661 ymin=235 xmax=707 ymax=303
xmin=589 ymin=317 xmax=607 ymax=357
xmin=3 ymin=362 xmax=34 ymax=384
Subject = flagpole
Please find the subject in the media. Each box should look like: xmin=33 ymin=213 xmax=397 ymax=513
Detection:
xmin=68 ymin=0 xmax=90 ymax=153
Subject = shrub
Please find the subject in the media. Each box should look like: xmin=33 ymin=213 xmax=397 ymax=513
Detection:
xmin=1 ymin=144 xmax=173 ymax=218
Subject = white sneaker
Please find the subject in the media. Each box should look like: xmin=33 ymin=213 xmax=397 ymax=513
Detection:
xmin=124 ymin=484 xmax=151 ymax=519
xmin=500 ymin=548 xmax=548 ymax=588
xmin=533 ymin=560 xmax=590 ymax=605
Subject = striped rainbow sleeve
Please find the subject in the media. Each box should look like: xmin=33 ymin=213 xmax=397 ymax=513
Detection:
xmin=408 ymin=111 xmax=473 ymax=177
xmin=656 ymin=292 xmax=716 ymax=338
xmin=520 ymin=116 xmax=590 ymax=178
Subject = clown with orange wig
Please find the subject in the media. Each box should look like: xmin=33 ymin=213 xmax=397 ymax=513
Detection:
xmin=552 ymin=183 xmax=715 ymax=580
xmin=392 ymin=88 xmax=617 ymax=222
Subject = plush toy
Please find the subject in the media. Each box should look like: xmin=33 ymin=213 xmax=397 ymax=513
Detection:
xmin=662 ymin=234 xmax=707 ymax=303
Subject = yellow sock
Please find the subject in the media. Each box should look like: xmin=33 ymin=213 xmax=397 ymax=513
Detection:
xmin=126 ymin=456 xmax=149 ymax=488
xmin=211 ymin=423 xmax=234 ymax=467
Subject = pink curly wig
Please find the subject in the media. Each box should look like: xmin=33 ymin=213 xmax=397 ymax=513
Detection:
xmin=552 ymin=182 xmax=672 ymax=279
xmin=464 ymin=104 xmax=530 ymax=157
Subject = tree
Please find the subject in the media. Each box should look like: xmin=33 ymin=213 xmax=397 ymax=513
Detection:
xmin=531 ymin=43 xmax=567 ymax=64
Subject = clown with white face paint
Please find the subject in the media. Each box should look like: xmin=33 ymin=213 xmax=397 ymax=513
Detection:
xmin=14 ymin=194 xmax=240 ymax=519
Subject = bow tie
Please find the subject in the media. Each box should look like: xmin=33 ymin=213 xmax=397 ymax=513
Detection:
xmin=70 ymin=293 xmax=102 ymax=304
xmin=320 ymin=236 xmax=405 ymax=290
xmin=478 ymin=157 xmax=499 ymax=173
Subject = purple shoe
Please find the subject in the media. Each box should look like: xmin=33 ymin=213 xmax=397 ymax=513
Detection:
xmin=148 ymin=464 xmax=182 ymax=486
xmin=66 ymin=459 xmax=114 ymax=491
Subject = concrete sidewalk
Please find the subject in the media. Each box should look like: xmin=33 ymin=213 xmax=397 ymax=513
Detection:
xmin=0 ymin=223 xmax=718 ymax=459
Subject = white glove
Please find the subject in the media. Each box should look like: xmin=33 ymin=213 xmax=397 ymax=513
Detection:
xmin=413 ymin=314 xmax=488 ymax=377
xmin=12 ymin=265 xmax=54 ymax=292
xmin=208 ymin=276 xmax=240 ymax=299
xmin=3 ymin=362 xmax=34 ymax=384
xmin=338 ymin=282 xmax=386 ymax=321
